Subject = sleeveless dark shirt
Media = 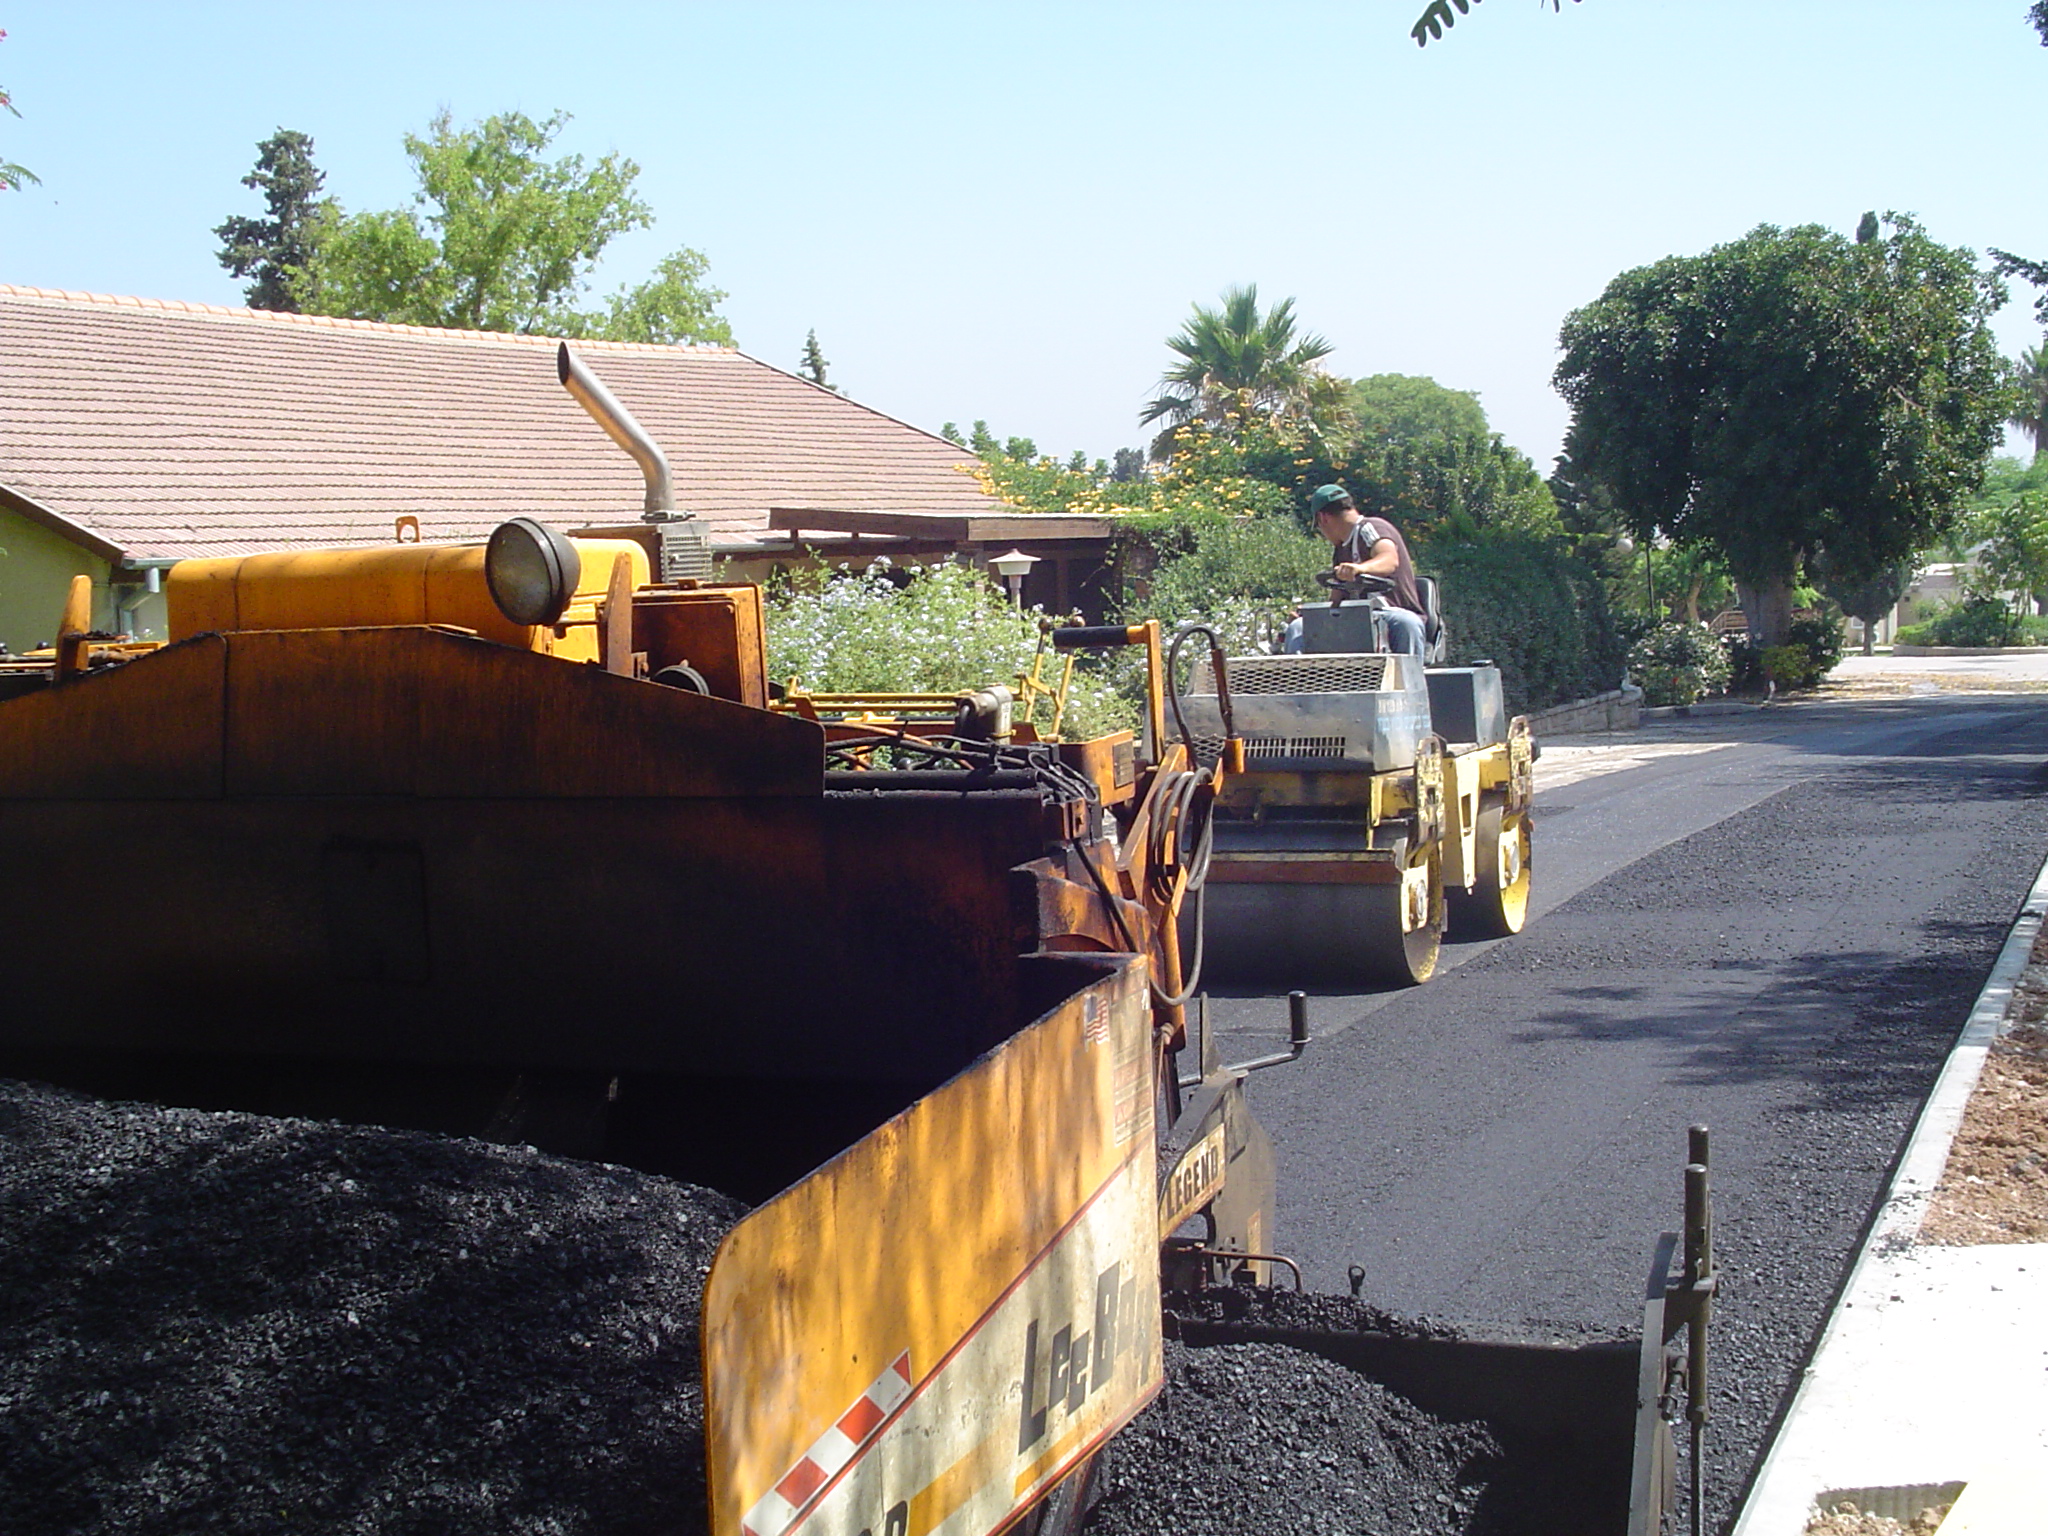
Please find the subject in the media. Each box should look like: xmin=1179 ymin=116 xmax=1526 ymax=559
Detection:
xmin=1335 ymin=516 xmax=1424 ymax=616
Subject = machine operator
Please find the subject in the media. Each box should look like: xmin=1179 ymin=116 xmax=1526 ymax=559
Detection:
xmin=1285 ymin=484 xmax=1429 ymax=657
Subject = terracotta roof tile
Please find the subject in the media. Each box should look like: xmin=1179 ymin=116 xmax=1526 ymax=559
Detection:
xmin=0 ymin=287 xmax=998 ymax=561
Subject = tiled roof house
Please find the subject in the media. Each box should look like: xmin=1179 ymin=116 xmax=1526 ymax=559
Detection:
xmin=0 ymin=286 xmax=1112 ymax=650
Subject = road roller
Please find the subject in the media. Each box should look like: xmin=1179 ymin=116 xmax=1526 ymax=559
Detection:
xmin=1175 ymin=575 xmax=1535 ymax=987
xmin=0 ymin=348 xmax=1706 ymax=1536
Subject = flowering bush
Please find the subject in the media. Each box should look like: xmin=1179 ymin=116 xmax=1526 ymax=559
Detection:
xmin=966 ymin=430 xmax=1289 ymax=525
xmin=1132 ymin=513 xmax=1328 ymax=654
xmin=1627 ymin=622 xmax=1732 ymax=706
xmin=763 ymin=558 xmax=1133 ymax=738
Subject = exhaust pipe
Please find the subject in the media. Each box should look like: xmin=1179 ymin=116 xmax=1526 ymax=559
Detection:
xmin=557 ymin=343 xmax=675 ymax=518
xmin=556 ymin=343 xmax=712 ymax=582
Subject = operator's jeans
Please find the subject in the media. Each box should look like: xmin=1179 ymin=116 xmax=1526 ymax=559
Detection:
xmin=1281 ymin=607 xmax=1427 ymax=656
xmin=1380 ymin=607 xmax=1427 ymax=656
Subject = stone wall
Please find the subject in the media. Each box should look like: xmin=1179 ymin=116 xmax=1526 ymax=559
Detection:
xmin=1525 ymin=685 xmax=1642 ymax=736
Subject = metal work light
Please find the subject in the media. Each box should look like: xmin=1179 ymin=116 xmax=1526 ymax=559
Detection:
xmin=990 ymin=548 xmax=1039 ymax=609
xmin=485 ymin=517 xmax=582 ymax=627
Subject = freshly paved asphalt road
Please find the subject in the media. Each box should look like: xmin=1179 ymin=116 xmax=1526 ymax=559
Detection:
xmin=1196 ymin=692 xmax=2048 ymax=1531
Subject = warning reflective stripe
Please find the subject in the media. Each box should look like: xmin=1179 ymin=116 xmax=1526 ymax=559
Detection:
xmin=783 ymin=1155 xmax=1160 ymax=1536
xmin=740 ymin=1489 xmax=797 ymax=1536
xmin=743 ymin=1355 xmax=914 ymax=1536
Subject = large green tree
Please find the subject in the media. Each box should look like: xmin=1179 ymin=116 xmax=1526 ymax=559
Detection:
xmin=1352 ymin=425 xmax=1559 ymax=541
xmin=302 ymin=109 xmax=732 ymax=344
xmin=1344 ymin=373 xmax=1559 ymax=540
xmin=1990 ymin=249 xmax=2048 ymax=326
xmin=1139 ymin=285 xmax=1345 ymax=452
xmin=1555 ymin=215 xmax=2011 ymax=645
xmin=1970 ymin=490 xmax=2048 ymax=615
xmin=214 ymin=129 xmax=326 ymax=311
xmin=1810 ymin=550 xmax=1913 ymax=656
xmin=1348 ymin=374 xmax=1487 ymax=443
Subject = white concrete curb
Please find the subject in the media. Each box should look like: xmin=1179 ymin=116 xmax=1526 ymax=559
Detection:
xmin=1890 ymin=645 xmax=2048 ymax=658
xmin=1730 ymin=846 xmax=2048 ymax=1535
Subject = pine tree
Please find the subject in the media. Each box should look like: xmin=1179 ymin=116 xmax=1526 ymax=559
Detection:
xmin=799 ymin=329 xmax=839 ymax=393
xmin=214 ymin=129 xmax=326 ymax=312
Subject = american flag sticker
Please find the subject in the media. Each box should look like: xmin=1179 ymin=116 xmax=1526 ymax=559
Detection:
xmin=1082 ymin=993 xmax=1110 ymax=1046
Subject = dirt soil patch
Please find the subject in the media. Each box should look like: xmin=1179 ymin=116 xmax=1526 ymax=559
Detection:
xmin=1817 ymin=675 xmax=2048 ymax=698
xmin=1803 ymin=1500 xmax=1950 ymax=1535
xmin=1921 ymin=1020 xmax=2048 ymax=1243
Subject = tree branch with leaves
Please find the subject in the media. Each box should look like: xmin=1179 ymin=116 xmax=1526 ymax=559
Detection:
xmin=299 ymin=109 xmax=731 ymax=344
xmin=1 ymin=29 xmax=38 ymax=193
xmin=1410 ymin=0 xmax=1578 ymax=48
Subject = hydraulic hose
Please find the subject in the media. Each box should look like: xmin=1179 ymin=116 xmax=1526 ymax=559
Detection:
xmin=1144 ymin=624 xmax=1230 ymax=1008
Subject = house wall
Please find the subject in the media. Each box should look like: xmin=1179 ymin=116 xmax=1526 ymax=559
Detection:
xmin=0 ymin=508 xmax=166 ymax=652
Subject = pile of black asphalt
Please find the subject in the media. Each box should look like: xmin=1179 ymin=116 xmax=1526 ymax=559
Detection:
xmin=1163 ymin=1281 xmax=1465 ymax=1338
xmin=5 ymin=1076 xmax=1618 ymax=1536
xmin=1080 ymin=1336 xmax=1503 ymax=1536
xmin=0 ymin=1079 xmax=744 ymax=1536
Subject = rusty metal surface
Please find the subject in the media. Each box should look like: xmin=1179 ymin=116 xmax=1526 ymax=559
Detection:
xmin=0 ymin=627 xmax=1118 ymax=1088
xmin=0 ymin=788 xmax=1088 ymax=1081
xmin=0 ymin=627 xmax=822 ymax=802
xmin=631 ymin=586 xmax=769 ymax=707
xmin=0 ymin=634 xmax=228 ymax=798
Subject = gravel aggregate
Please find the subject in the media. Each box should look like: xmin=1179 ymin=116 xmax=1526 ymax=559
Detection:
xmin=0 ymin=1079 xmax=744 ymax=1536
xmin=1080 ymin=1338 xmax=1502 ymax=1536
xmin=1163 ymin=1282 xmax=1461 ymax=1339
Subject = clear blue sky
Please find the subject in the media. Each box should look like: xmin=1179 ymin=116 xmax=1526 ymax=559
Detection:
xmin=4 ymin=2 xmax=2044 ymax=469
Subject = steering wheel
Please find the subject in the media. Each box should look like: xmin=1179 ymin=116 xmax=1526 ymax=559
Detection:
xmin=1317 ymin=569 xmax=1395 ymax=595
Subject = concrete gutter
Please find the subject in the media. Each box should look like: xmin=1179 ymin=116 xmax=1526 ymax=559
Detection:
xmin=1638 ymin=700 xmax=1767 ymax=720
xmin=1730 ymin=849 xmax=2048 ymax=1534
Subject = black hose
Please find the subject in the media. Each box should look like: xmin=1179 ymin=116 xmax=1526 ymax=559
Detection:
xmin=1145 ymin=625 xmax=1230 ymax=1008
xmin=1146 ymin=782 xmax=1214 ymax=1009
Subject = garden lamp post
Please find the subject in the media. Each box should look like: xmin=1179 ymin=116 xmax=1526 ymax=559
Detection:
xmin=990 ymin=548 xmax=1039 ymax=609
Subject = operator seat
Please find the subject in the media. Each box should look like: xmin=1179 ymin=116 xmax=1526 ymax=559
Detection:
xmin=1416 ymin=575 xmax=1449 ymax=666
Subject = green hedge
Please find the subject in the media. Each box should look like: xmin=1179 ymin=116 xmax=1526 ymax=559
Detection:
xmin=1420 ymin=537 xmax=1629 ymax=712
xmin=1895 ymin=597 xmax=2048 ymax=648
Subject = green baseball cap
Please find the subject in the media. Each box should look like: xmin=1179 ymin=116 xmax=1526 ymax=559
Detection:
xmin=1307 ymin=484 xmax=1355 ymax=517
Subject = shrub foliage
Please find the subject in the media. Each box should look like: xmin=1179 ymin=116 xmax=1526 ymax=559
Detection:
xmin=1424 ymin=536 xmax=1631 ymax=711
xmin=1896 ymin=596 xmax=2030 ymax=648
xmin=762 ymin=559 xmax=1132 ymax=738
xmin=1627 ymin=622 xmax=1732 ymax=707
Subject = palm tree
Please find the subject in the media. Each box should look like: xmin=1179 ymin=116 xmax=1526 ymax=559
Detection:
xmin=2013 ymin=344 xmax=2048 ymax=459
xmin=1140 ymin=286 xmax=1339 ymax=449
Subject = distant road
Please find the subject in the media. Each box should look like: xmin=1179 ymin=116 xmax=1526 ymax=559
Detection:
xmin=1201 ymin=693 xmax=2048 ymax=1533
